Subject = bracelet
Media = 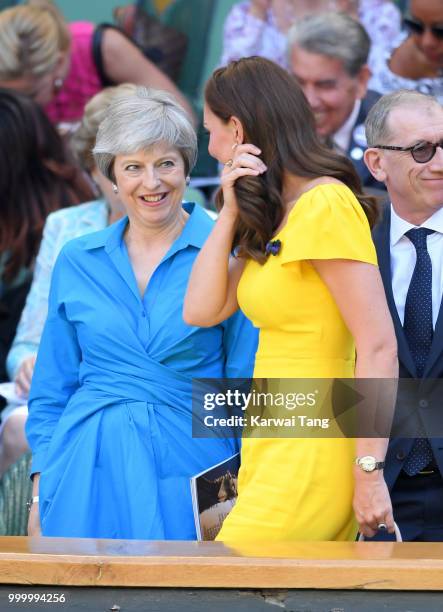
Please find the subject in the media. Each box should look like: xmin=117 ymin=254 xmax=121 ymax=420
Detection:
xmin=26 ymin=496 xmax=39 ymax=512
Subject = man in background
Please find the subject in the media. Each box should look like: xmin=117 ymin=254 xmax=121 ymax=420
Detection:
xmin=288 ymin=12 xmax=384 ymax=191
xmin=365 ymin=90 xmax=443 ymax=541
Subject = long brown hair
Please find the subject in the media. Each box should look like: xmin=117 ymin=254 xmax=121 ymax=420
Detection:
xmin=0 ymin=89 xmax=93 ymax=282
xmin=205 ymin=57 xmax=378 ymax=263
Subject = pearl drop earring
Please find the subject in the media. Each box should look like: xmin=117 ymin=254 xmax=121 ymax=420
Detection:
xmin=53 ymin=77 xmax=64 ymax=92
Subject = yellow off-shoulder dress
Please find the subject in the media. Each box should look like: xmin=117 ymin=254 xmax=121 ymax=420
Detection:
xmin=217 ymin=183 xmax=378 ymax=542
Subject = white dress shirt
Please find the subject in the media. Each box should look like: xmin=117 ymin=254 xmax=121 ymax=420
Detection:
xmin=333 ymin=100 xmax=361 ymax=153
xmin=390 ymin=204 xmax=443 ymax=328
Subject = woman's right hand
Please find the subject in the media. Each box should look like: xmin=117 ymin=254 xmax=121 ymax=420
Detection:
xmin=220 ymin=143 xmax=267 ymax=218
xmin=353 ymin=470 xmax=394 ymax=539
xmin=15 ymin=355 xmax=36 ymax=398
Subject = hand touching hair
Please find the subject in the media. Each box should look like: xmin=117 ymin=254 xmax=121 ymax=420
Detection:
xmin=205 ymin=57 xmax=378 ymax=263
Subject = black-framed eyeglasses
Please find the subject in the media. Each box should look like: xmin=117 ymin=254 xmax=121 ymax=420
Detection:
xmin=403 ymin=16 xmax=443 ymax=40
xmin=374 ymin=140 xmax=443 ymax=163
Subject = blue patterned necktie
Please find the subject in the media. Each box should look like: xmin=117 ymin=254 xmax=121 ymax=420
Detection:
xmin=402 ymin=228 xmax=434 ymax=476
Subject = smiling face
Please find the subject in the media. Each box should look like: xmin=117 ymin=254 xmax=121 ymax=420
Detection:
xmin=409 ymin=0 xmax=443 ymax=67
xmin=376 ymin=104 xmax=443 ymax=224
xmin=289 ymin=45 xmax=368 ymax=138
xmin=113 ymin=141 xmax=186 ymax=231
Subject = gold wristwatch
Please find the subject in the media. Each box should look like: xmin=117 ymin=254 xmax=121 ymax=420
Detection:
xmin=355 ymin=456 xmax=385 ymax=472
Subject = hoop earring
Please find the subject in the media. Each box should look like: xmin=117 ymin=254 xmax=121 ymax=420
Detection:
xmin=112 ymin=183 xmax=118 ymax=194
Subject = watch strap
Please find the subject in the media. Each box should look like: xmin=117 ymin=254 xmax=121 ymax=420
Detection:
xmin=355 ymin=457 xmax=385 ymax=470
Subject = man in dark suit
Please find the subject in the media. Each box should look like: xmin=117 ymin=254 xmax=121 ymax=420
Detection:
xmin=288 ymin=12 xmax=384 ymax=191
xmin=364 ymin=89 xmax=443 ymax=541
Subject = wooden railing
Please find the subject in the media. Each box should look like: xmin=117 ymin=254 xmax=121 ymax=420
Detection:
xmin=1 ymin=537 xmax=443 ymax=590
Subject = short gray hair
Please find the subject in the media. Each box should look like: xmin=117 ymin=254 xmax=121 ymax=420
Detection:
xmin=93 ymin=87 xmax=197 ymax=181
xmin=365 ymin=90 xmax=442 ymax=147
xmin=288 ymin=12 xmax=370 ymax=77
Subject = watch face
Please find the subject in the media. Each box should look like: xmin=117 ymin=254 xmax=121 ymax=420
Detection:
xmin=360 ymin=456 xmax=376 ymax=471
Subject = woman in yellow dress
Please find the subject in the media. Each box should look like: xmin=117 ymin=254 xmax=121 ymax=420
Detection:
xmin=184 ymin=57 xmax=398 ymax=541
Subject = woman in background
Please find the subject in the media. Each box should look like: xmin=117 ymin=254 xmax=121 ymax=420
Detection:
xmin=0 ymin=0 xmax=194 ymax=127
xmin=0 ymin=88 xmax=92 ymax=382
xmin=0 ymin=87 xmax=92 ymax=473
xmin=369 ymin=0 xmax=443 ymax=102
xmin=185 ymin=57 xmax=398 ymax=541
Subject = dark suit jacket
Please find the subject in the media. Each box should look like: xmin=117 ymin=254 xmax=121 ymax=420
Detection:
xmin=372 ymin=206 xmax=443 ymax=489
xmin=346 ymin=90 xmax=385 ymax=192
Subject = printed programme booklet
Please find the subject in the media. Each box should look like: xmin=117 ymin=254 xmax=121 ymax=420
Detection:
xmin=190 ymin=452 xmax=240 ymax=541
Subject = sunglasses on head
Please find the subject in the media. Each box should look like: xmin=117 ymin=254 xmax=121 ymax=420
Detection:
xmin=403 ymin=16 xmax=443 ymax=40
xmin=374 ymin=140 xmax=443 ymax=163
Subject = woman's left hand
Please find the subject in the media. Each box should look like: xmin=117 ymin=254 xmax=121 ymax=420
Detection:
xmin=222 ymin=143 xmax=267 ymax=187
xmin=353 ymin=470 xmax=395 ymax=538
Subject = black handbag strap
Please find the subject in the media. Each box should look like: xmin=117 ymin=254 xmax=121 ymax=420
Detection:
xmin=92 ymin=23 xmax=142 ymax=87
xmin=93 ymin=19 xmax=161 ymax=86
xmin=92 ymin=23 xmax=119 ymax=87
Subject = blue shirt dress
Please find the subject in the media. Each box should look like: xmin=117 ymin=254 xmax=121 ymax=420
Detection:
xmin=27 ymin=203 xmax=257 ymax=539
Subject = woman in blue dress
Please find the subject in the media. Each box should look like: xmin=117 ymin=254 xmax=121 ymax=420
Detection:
xmin=26 ymin=87 xmax=257 ymax=539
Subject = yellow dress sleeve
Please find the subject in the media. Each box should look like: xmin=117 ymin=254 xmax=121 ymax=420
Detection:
xmin=280 ymin=183 xmax=378 ymax=265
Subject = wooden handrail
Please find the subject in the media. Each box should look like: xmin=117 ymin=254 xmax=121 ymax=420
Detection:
xmin=1 ymin=537 xmax=443 ymax=589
